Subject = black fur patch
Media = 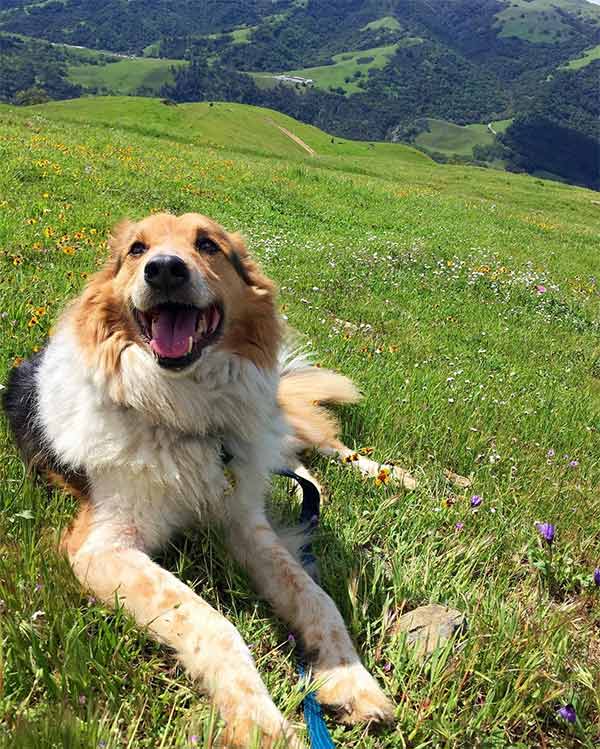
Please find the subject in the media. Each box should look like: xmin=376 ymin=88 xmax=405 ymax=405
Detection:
xmin=2 ymin=348 xmax=89 ymax=493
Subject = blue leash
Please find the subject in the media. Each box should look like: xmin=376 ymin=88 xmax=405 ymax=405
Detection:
xmin=274 ymin=468 xmax=335 ymax=749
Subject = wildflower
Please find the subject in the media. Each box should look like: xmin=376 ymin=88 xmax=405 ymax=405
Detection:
xmin=594 ymin=568 xmax=600 ymax=587
xmin=35 ymin=307 xmax=46 ymax=317
xmin=442 ymin=497 xmax=455 ymax=509
xmin=455 ymin=522 xmax=464 ymax=532
xmin=342 ymin=452 xmax=359 ymax=464
xmin=78 ymin=695 xmax=87 ymax=705
xmin=557 ymin=704 xmax=576 ymax=723
xmin=359 ymin=446 xmax=374 ymax=456
xmin=190 ymin=737 xmax=199 ymax=746
xmin=34 ymin=583 xmax=42 ymax=593
xmin=62 ymin=245 xmax=75 ymax=255
xmin=535 ymin=522 xmax=555 ymax=545
xmin=382 ymin=662 xmax=393 ymax=673
xmin=375 ymin=467 xmax=391 ymax=486
xmin=28 ymin=316 xmax=39 ymax=328
xmin=535 ymin=285 xmax=547 ymax=294
xmin=12 ymin=357 xmax=24 ymax=367
xmin=287 ymin=633 xmax=296 ymax=646
xmin=547 ymin=449 xmax=555 ymax=459
xmin=568 ymin=460 xmax=579 ymax=468
xmin=470 ymin=495 xmax=482 ymax=508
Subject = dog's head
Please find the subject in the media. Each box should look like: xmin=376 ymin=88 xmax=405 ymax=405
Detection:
xmin=73 ymin=213 xmax=279 ymax=376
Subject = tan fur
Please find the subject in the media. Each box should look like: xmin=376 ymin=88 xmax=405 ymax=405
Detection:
xmin=30 ymin=213 xmax=404 ymax=747
xmin=278 ymin=368 xmax=359 ymax=448
xmin=71 ymin=212 xmax=280 ymax=377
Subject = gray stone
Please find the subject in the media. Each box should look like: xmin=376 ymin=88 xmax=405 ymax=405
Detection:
xmin=393 ymin=604 xmax=466 ymax=659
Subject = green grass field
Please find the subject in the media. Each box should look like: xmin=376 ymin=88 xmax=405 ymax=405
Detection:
xmin=563 ymin=43 xmax=600 ymax=70
xmin=413 ymin=118 xmax=496 ymax=158
xmin=68 ymin=57 xmax=180 ymax=95
xmin=494 ymin=0 xmax=600 ymax=42
xmin=361 ymin=16 xmax=402 ymax=32
xmin=0 ymin=96 xmax=599 ymax=749
xmin=277 ymin=43 xmax=413 ymax=94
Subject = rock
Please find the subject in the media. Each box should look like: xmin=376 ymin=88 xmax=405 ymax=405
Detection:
xmin=393 ymin=604 xmax=466 ymax=659
xmin=443 ymin=469 xmax=472 ymax=489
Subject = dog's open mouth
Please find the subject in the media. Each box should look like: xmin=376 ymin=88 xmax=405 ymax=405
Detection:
xmin=134 ymin=302 xmax=223 ymax=368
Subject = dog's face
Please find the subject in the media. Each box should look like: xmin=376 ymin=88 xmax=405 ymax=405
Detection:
xmin=76 ymin=213 xmax=279 ymax=376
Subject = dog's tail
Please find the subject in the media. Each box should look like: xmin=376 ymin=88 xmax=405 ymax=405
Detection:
xmin=277 ymin=347 xmax=360 ymax=450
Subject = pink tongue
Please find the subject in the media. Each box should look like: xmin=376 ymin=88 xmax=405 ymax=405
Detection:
xmin=150 ymin=307 xmax=198 ymax=358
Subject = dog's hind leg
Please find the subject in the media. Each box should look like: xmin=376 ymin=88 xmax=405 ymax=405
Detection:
xmin=226 ymin=501 xmax=394 ymax=727
xmin=63 ymin=503 xmax=306 ymax=749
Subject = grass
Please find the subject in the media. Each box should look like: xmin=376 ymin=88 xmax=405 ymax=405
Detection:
xmin=562 ymin=43 xmax=600 ymax=70
xmin=276 ymin=43 xmax=407 ymax=94
xmin=413 ymin=118 xmax=497 ymax=158
xmin=490 ymin=118 xmax=513 ymax=135
xmin=494 ymin=0 xmax=600 ymax=43
xmin=67 ymin=57 xmax=180 ymax=95
xmin=361 ymin=16 xmax=402 ymax=32
xmin=0 ymin=96 xmax=599 ymax=748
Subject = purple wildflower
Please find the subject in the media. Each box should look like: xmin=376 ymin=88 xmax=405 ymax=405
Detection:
xmin=78 ymin=695 xmax=87 ymax=705
xmin=557 ymin=704 xmax=576 ymax=723
xmin=470 ymin=495 xmax=482 ymax=508
xmin=535 ymin=285 xmax=547 ymax=295
xmin=34 ymin=583 xmax=43 ymax=593
xmin=536 ymin=522 xmax=555 ymax=545
xmin=287 ymin=633 xmax=296 ymax=646
xmin=568 ymin=460 xmax=579 ymax=468
xmin=455 ymin=522 xmax=464 ymax=532
xmin=594 ymin=568 xmax=600 ymax=587
xmin=382 ymin=661 xmax=393 ymax=673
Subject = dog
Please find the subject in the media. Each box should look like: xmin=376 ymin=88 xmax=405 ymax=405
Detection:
xmin=3 ymin=213 xmax=411 ymax=748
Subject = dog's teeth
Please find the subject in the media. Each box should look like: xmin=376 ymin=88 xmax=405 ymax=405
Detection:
xmin=187 ymin=336 xmax=193 ymax=354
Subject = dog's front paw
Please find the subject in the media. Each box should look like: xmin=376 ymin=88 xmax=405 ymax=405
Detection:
xmin=219 ymin=702 xmax=306 ymax=749
xmin=315 ymin=663 xmax=394 ymax=726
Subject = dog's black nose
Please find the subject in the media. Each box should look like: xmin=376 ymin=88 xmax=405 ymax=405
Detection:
xmin=144 ymin=254 xmax=190 ymax=290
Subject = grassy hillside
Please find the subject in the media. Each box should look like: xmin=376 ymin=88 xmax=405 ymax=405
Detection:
xmin=1 ymin=97 xmax=599 ymax=749
xmin=413 ymin=118 xmax=497 ymax=158
xmin=494 ymin=0 xmax=600 ymax=42
xmin=563 ymin=42 xmax=600 ymax=70
xmin=68 ymin=57 xmax=180 ymax=94
xmin=276 ymin=43 xmax=406 ymax=95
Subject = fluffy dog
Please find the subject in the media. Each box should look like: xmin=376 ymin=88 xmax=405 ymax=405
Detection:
xmin=3 ymin=213 xmax=403 ymax=748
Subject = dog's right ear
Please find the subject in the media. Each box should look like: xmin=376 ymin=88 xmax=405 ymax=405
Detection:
xmin=108 ymin=219 xmax=135 ymax=273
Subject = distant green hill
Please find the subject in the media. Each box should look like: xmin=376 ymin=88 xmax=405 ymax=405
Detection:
xmin=25 ymin=97 xmax=431 ymax=170
xmin=67 ymin=57 xmax=180 ymax=95
xmin=1 ymin=95 xmax=599 ymax=749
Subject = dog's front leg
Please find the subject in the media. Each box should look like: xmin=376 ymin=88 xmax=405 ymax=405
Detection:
xmin=225 ymin=482 xmax=394 ymax=727
xmin=63 ymin=503 xmax=305 ymax=749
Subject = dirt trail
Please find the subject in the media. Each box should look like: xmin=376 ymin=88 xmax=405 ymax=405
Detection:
xmin=266 ymin=118 xmax=316 ymax=156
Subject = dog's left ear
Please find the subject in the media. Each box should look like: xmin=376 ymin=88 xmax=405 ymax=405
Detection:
xmin=107 ymin=219 xmax=135 ymax=273
xmin=227 ymin=232 xmax=275 ymax=297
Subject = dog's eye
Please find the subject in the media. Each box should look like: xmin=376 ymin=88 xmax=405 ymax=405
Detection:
xmin=195 ymin=236 xmax=219 ymax=255
xmin=129 ymin=241 xmax=147 ymax=256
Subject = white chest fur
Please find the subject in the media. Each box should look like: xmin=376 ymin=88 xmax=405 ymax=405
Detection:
xmin=36 ymin=326 xmax=284 ymax=550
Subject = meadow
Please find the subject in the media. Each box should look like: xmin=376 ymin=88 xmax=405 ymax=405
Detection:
xmin=413 ymin=119 xmax=497 ymax=159
xmin=67 ymin=58 xmax=180 ymax=96
xmin=0 ymin=97 xmax=599 ymax=749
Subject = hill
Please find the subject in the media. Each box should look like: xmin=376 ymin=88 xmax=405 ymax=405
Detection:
xmin=1 ymin=97 xmax=599 ymax=748
xmin=0 ymin=1 xmax=599 ymax=186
